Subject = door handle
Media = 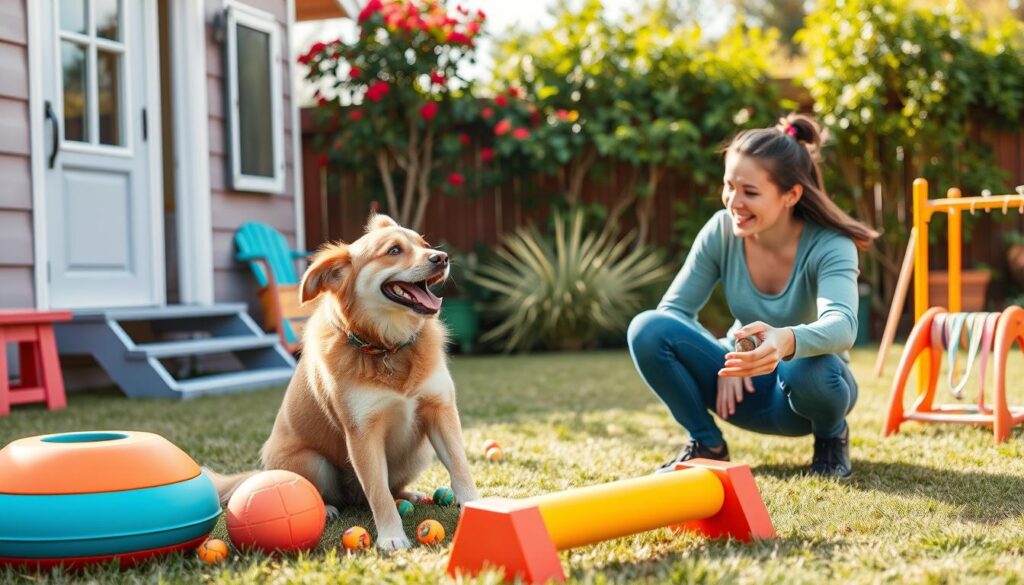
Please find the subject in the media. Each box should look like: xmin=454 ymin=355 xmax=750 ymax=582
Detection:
xmin=44 ymin=101 xmax=60 ymax=169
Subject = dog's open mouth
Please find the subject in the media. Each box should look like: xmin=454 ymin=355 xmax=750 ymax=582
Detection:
xmin=381 ymin=273 xmax=444 ymax=315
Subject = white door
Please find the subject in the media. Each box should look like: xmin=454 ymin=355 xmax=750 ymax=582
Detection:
xmin=40 ymin=0 xmax=163 ymax=309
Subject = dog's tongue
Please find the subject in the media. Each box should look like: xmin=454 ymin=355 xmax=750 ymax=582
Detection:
xmin=397 ymin=282 xmax=442 ymax=312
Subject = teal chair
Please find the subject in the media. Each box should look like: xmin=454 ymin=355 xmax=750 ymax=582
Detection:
xmin=234 ymin=222 xmax=312 ymax=353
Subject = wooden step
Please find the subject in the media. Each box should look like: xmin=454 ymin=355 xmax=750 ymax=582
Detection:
xmin=174 ymin=367 xmax=294 ymax=398
xmin=126 ymin=335 xmax=280 ymax=360
xmin=72 ymin=304 xmax=249 ymax=322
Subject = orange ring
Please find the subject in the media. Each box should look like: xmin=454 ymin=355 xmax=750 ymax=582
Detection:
xmin=0 ymin=431 xmax=200 ymax=495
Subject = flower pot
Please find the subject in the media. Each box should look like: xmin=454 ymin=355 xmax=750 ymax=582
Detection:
xmin=1008 ymin=244 xmax=1024 ymax=289
xmin=441 ymin=299 xmax=479 ymax=353
xmin=927 ymin=270 xmax=991 ymax=312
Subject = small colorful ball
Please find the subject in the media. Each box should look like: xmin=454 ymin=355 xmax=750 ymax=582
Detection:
xmin=483 ymin=439 xmax=501 ymax=453
xmin=485 ymin=446 xmax=503 ymax=462
xmin=395 ymin=498 xmax=414 ymax=517
xmin=197 ymin=538 xmax=229 ymax=564
xmin=341 ymin=526 xmax=372 ymax=551
xmin=416 ymin=519 xmax=445 ymax=545
xmin=432 ymin=487 xmax=454 ymax=507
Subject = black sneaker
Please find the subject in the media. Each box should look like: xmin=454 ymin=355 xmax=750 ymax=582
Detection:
xmin=655 ymin=439 xmax=730 ymax=474
xmin=809 ymin=426 xmax=852 ymax=479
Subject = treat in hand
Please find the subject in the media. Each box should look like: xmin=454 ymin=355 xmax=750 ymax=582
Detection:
xmin=736 ymin=336 xmax=761 ymax=352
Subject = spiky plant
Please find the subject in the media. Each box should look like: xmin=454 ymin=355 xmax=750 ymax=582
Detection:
xmin=471 ymin=210 xmax=674 ymax=352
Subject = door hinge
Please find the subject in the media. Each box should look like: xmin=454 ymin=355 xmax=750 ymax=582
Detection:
xmin=142 ymin=108 xmax=148 ymax=141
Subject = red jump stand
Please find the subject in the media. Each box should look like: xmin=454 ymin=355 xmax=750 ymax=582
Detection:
xmin=0 ymin=310 xmax=72 ymax=416
xmin=447 ymin=459 xmax=775 ymax=583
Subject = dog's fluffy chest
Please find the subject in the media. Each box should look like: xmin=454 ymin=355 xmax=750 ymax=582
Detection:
xmin=342 ymin=365 xmax=453 ymax=431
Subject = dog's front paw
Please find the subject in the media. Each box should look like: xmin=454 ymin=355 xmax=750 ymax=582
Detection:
xmin=376 ymin=534 xmax=412 ymax=551
xmin=325 ymin=505 xmax=340 ymax=521
xmin=395 ymin=490 xmax=428 ymax=504
xmin=454 ymin=488 xmax=480 ymax=509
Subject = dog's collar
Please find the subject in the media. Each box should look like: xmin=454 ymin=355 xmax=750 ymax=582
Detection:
xmin=347 ymin=331 xmax=417 ymax=356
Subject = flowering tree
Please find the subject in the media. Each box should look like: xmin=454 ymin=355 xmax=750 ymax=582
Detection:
xmin=301 ymin=0 xmax=485 ymax=230
xmin=494 ymin=0 xmax=779 ymax=245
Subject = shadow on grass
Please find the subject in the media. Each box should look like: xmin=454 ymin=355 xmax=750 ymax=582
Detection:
xmin=755 ymin=460 xmax=1024 ymax=523
xmin=570 ymin=534 xmax=843 ymax=581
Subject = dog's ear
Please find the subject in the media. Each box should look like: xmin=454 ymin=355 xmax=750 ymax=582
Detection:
xmin=365 ymin=213 xmax=398 ymax=233
xmin=300 ymin=244 xmax=351 ymax=304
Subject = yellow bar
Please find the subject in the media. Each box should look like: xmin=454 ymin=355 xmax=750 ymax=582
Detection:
xmin=526 ymin=467 xmax=724 ymax=551
xmin=926 ymin=194 xmax=1024 ymax=214
xmin=947 ymin=188 xmax=961 ymax=314
xmin=913 ymin=179 xmax=930 ymax=395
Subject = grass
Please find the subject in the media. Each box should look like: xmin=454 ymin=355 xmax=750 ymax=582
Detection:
xmin=2 ymin=346 xmax=1024 ymax=584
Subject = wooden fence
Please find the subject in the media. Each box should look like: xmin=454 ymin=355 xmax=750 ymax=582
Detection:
xmin=300 ymin=107 xmax=1024 ymax=311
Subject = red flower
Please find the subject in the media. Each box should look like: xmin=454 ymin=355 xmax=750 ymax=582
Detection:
xmin=430 ymin=70 xmax=446 ymax=85
xmin=512 ymin=127 xmax=529 ymax=140
xmin=495 ymin=95 xmax=508 ymax=107
xmin=481 ymin=107 xmax=493 ymax=120
xmin=507 ymin=87 xmax=523 ymax=99
xmin=317 ymin=95 xmax=329 ymax=106
xmin=447 ymin=172 xmax=464 ymax=187
xmin=366 ymin=81 xmax=390 ymax=102
xmin=317 ymin=154 xmax=329 ymax=167
xmin=298 ymin=53 xmax=311 ymax=65
xmin=494 ymin=119 xmax=512 ymax=136
xmin=480 ymin=147 xmax=494 ymax=162
xmin=350 ymin=66 xmax=362 ymax=79
xmin=309 ymin=41 xmax=327 ymax=55
xmin=459 ymin=133 xmax=470 ymax=145
xmin=475 ymin=9 xmax=486 ymax=21
xmin=348 ymin=108 xmax=364 ymax=121
xmin=445 ymin=30 xmax=471 ymax=45
xmin=358 ymin=0 xmax=382 ymax=23
xmin=385 ymin=11 xmax=404 ymax=29
xmin=556 ymin=109 xmax=570 ymax=121
xmin=466 ymin=20 xmax=480 ymax=36
xmin=419 ymin=102 xmax=439 ymax=121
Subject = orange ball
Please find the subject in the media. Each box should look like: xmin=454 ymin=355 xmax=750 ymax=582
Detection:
xmin=483 ymin=439 xmax=501 ymax=453
xmin=416 ymin=519 xmax=445 ymax=545
xmin=197 ymin=538 xmax=229 ymax=564
xmin=341 ymin=526 xmax=372 ymax=551
xmin=485 ymin=446 xmax=503 ymax=462
xmin=225 ymin=470 xmax=325 ymax=554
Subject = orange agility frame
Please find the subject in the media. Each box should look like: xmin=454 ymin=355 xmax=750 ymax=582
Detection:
xmin=884 ymin=178 xmax=1024 ymax=443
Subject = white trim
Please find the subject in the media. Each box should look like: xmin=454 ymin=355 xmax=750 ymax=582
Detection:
xmin=287 ymin=0 xmax=306 ymax=252
xmin=224 ymin=1 xmax=286 ymax=194
xmin=338 ymin=0 xmax=361 ymax=19
xmin=144 ymin=0 xmax=167 ymax=306
xmin=27 ymin=0 xmax=48 ymax=309
xmin=169 ymin=0 xmax=214 ymax=304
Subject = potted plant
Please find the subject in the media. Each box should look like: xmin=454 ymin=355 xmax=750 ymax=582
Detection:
xmin=927 ymin=266 xmax=992 ymax=312
xmin=437 ymin=244 xmax=481 ymax=354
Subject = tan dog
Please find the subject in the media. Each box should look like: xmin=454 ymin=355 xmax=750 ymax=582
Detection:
xmin=210 ymin=214 xmax=479 ymax=550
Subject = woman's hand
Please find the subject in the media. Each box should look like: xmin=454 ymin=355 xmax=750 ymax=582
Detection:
xmin=718 ymin=321 xmax=796 ymax=379
xmin=716 ymin=375 xmax=754 ymax=419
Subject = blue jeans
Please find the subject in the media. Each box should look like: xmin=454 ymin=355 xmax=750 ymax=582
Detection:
xmin=627 ymin=310 xmax=858 ymax=447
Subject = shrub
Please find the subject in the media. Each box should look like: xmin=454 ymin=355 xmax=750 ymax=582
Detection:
xmin=471 ymin=209 xmax=674 ymax=352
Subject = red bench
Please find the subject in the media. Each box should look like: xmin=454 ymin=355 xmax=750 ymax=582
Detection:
xmin=0 ymin=310 xmax=72 ymax=416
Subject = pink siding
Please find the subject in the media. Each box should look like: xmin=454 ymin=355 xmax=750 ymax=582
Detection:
xmin=205 ymin=0 xmax=299 ymax=315
xmin=0 ymin=0 xmax=35 ymax=309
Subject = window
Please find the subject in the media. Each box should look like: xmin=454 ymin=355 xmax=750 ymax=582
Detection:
xmin=224 ymin=2 xmax=285 ymax=193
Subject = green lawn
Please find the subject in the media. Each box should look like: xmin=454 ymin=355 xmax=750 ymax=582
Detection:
xmin=2 ymin=346 xmax=1024 ymax=584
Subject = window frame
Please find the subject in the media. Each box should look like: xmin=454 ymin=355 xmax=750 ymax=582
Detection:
xmin=223 ymin=1 xmax=285 ymax=194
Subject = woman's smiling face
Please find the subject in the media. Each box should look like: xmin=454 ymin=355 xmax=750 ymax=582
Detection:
xmin=721 ymin=151 xmax=799 ymax=238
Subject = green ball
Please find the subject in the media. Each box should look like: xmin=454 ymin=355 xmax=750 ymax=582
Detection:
xmin=433 ymin=487 xmax=454 ymax=507
xmin=396 ymin=499 xmax=414 ymax=517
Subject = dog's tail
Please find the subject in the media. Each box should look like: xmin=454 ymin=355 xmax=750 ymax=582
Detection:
xmin=203 ymin=467 xmax=259 ymax=506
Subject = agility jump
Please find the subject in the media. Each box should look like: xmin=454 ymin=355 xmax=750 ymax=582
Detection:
xmin=447 ymin=459 xmax=775 ymax=583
